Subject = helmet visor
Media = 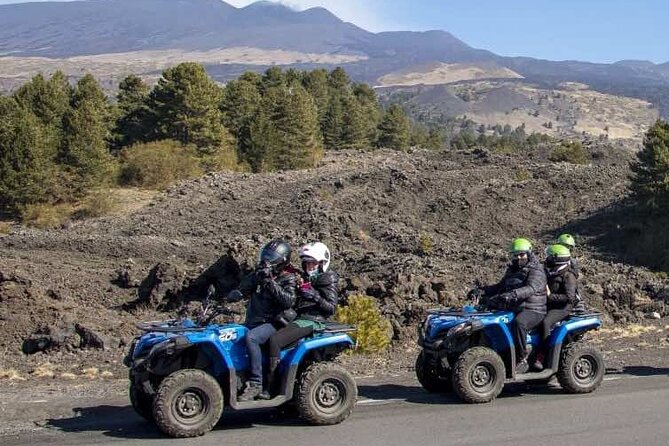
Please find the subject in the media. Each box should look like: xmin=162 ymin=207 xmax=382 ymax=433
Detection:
xmin=259 ymin=248 xmax=284 ymax=265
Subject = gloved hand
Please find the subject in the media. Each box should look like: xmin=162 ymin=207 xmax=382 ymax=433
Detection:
xmin=467 ymin=288 xmax=483 ymax=304
xmin=256 ymin=266 xmax=273 ymax=282
xmin=498 ymin=292 xmax=517 ymax=309
xmin=300 ymin=285 xmax=321 ymax=303
xmin=226 ymin=289 xmax=243 ymax=302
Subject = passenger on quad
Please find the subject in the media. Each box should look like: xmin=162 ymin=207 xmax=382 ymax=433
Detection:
xmin=473 ymin=238 xmax=547 ymax=374
xmin=534 ymin=244 xmax=579 ymax=371
xmin=264 ymin=242 xmax=339 ymax=398
xmin=226 ymin=239 xmax=299 ymax=401
xmin=557 ymin=233 xmax=580 ymax=277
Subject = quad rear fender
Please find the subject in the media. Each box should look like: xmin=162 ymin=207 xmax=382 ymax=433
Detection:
xmin=543 ymin=316 xmax=602 ymax=370
xmin=285 ymin=334 xmax=354 ymax=366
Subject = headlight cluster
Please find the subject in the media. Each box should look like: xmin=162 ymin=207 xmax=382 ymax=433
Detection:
xmin=447 ymin=322 xmax=471 ymax=338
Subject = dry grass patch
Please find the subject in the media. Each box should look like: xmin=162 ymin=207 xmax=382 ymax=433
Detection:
xmin=0 ymin=368 xmax=26 ymax=381
xmin=81 ymin=367 xmax=99 ymax=379
xmin=60 ymin=372 xmax=77 ymax=380
xmin=596 ymin=324 xmax=661 ymax=339
xmin=32 ymin=362 xmax=56 ymax=378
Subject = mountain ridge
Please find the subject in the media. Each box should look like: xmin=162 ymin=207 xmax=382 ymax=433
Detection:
xmin=1 ymin=0 xmax=668 ymax=116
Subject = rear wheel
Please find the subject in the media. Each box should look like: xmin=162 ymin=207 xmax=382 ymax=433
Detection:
xmin=452 ymin=347 xmax=505 ymax=403
xmin=415 ymin=351 xmax=452 ymax=393
xmin=557 ymin=341 xmax=604 ymax=394
xmin=152 ymin=369 xmax=223 ymax=438
xmin=295 ymin=362 xmax=357 ymax=425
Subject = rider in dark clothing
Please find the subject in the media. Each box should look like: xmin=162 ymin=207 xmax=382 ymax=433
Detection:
xmin=263 ymin=242 xmax=339 ymax=398
xmin=226 ymin=239 xmax=298 ymax=401
xmin=534 ymin=244 xmax=578 ymax=370
xmin=475 ymin=238 xmax=547 ymax=373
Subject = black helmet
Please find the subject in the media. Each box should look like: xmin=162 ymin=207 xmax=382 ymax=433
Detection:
xmin=259 ymin=239 xmax=292 ymax=271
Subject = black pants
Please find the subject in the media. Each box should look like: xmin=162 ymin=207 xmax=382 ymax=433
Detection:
xmin=541 ymin=305 xmax=573 ymax=342
xmin=513 ymin=310 xmax=545 ymax=360
xmin=268 ymin=323 xmax=314 ymax=358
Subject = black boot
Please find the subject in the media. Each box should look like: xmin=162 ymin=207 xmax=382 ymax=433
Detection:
xmin=258 ymin=357 xmax=280 ymax=400
xmin=238 ymin=381 xmax=262 ymax=401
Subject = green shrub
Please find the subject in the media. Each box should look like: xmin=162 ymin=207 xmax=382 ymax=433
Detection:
xmin=513 ymin=168 xmax=533 ymax=181
xmin=20 ymin=203 xmax=74 ymax=229
xmin=336 ymin=294 xmax=391 ymax=354
xmin=199 ymin=146 xmax=246 ymax=173
xmin=549 ymin=141 xmax=589 ymax=164
xmin=418 ymin=234 xmax=434 ymax=256
xmin=76 ymin=189 xmax=118 ymax=218
xmin=0 ymin=221 xmax=11 ymax=235
xmin=119 ymin=140 xmax=203 ymax=189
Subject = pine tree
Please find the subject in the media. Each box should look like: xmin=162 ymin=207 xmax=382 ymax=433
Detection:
xmin=340 ymin=92 xmax=368 ymax=150
xmin=149 ymin=62 xmax=234 ymax=153
xmin=265 ymin=85 xmax=323 ymax=170
xmin=60 ymin=74 xmax=115 ymax=196
xmin=114 ymin=74 xmax=150 ymax=149
xmin=328 ymin=67 xmax=350 ymax=91
xmin=261 ymin=66 xmax=286 ymax=94
xmin=377 ymin=104 xmax=411 ymax=150
xmin=353 ymin=83 xmax=381 ymax=145
xmin=221 ymin=77 xmax=262 ymax=164
xmin=631 ymin=119 xmax=669 ymax=211
xmin=0 ymin=98 xmax=55 ymax=213
xmin=302 ymin=69 xmax=329 ymax=121
xmin=322 ymin=93 xmax=345 ymax=150
xmin=12 ymin=71 xmax=72 ymax=152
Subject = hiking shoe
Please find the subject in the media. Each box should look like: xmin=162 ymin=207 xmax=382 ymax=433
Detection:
xmin=532 ymin=352 xmax=545 ymax=371
xmin=516 ymin=359 xmax=529 ymax=374
xmin=238 ymin=381 xmax=262 ymax=401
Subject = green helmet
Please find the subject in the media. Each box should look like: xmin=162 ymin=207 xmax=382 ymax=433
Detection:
xmin=546 ymin=244 xmax=571 ymax=264
xmin=557 ymin=233 xmax=576 ymax=248
xmin=509 ymin=238 xmax=532 ymax=254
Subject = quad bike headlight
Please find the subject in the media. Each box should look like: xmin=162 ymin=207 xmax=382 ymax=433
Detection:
xmin=446 ymin=322 xmax=470 ymax=338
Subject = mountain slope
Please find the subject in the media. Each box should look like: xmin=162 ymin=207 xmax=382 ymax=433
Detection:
xmin=1 ymin=0 xmax=668 ymax=116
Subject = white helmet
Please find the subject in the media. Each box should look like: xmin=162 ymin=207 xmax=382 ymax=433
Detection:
xmin=299 ymin=242 xmax=331 ymax=275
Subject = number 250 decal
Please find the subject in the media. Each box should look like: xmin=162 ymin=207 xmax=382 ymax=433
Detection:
xmin=218 ymin=329 xmax=238 ymax=342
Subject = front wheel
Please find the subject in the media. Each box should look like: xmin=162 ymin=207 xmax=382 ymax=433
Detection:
xmin=451 ymin=346 xmax=505 ymax=403
xmin=557 ymin=341 xmax=605 ymax=394
xmin=415 ymin=351 xmax=452 ymax=393
xmin=295 ymin=362 xmax=357 ymax=425
xmin=129 ymin=384 xmax=154 ymax=422
xmin=152 ymin=369 xmax=224 ymax=438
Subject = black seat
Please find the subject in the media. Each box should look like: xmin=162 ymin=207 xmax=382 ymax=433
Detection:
xmin=314 ymin=322 xmax=356 ymax=333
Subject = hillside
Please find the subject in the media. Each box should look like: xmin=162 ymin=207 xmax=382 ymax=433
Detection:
xmin=380 ymin=80 xmax=659 ymax=141
xmin=1 ymin=148 xmax=668 ymax=376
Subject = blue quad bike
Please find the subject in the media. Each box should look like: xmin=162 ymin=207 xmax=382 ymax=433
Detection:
xmin=124 ymin=288 xmax=358 ymax=438
xmin=416 ymin=304 xmax=604 ymax=403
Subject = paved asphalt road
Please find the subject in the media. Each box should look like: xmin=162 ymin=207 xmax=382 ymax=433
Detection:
xmin=3 ymin=371 xmax=669 ymax=446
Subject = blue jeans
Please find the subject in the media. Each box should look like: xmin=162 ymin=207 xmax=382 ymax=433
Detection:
xmin=245 ymin=323 xmax=276 ymax=383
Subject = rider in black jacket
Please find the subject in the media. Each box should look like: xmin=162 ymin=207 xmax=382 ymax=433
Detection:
xmin=474 ymin=238 xmax=547 ymax=373
xmin=534 ymin=244 xmax=578 ymax=370
xmin=262 ymin=242 xmax=339 ymax=399
xmin=226 ymin=239 xmax=298 ymax=401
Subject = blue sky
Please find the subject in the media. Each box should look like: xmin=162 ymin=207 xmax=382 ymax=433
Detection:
xmin=1 ymin=0 xmax=667 ymax=63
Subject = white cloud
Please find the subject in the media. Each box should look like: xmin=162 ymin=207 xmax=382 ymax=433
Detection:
xmin=224 ymin=0 xmax=386 ymax=32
